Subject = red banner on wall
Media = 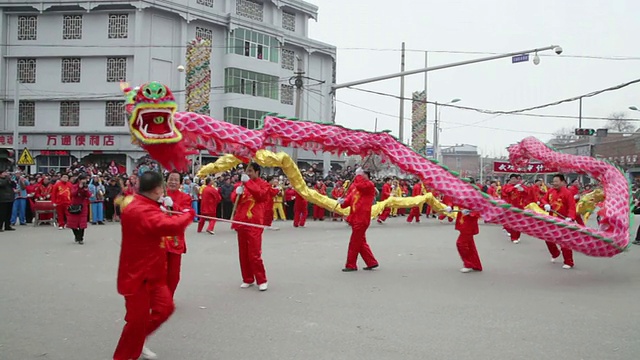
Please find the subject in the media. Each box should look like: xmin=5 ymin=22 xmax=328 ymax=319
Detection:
xmin=493 ymin=161 xmax=557 ymax=173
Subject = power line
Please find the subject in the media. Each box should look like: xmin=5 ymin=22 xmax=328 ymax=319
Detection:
xmin=346 ymin=78 xmax=640 ymax=121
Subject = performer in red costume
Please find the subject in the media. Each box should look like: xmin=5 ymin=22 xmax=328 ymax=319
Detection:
xmin=407 ymin=179 xmax=424 ymax=223
xmin=337 ymin=168 xmax=379 ymax=272
xmin=486 ymin=181 xmax=498 ymax=198
xmin=376 ymin=177 xmax=393 ymax=224
xmin=34 ymin=176 xmax=54 ymax=222
xmin=113 ymin=171 xmax=194 ymax=360
xmin=293 ymin=187 xmax=308 ymax=228
xmin=162 ymin=171 xmax=193 ymax=297
xmin=198 ymin=177 xmax=221 ymax=234
xmin=263 ymin=176 xmax=280 ymax=227
xmin=312 ymin=180 xmax=326 ymax=220
xmin=331 ymin=181 xmax=345 ymax=221
xmin=500 ymin=174 xmax=527 ymax=243
xmin=437 ymin=194 xmax=454 ymax=222
xmin=528 ymin=179 xmax=546 ymax=205
xmin=231 ymin=163 xmax=271 ymax=291
xmin=542 ymin=174 xmax=577 ymax=269
xmin=453 ymin=179 xmax=482 ymax=273
xmin=52 ymin=174 xmax=72 ymax=229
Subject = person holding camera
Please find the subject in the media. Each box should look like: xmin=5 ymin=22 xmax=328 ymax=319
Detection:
xmin=67 ymin=175 xmax=92 ymax=244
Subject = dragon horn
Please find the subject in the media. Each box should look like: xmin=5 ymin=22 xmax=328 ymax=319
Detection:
xmin=120 ymin=81 xmax=132 ymax=93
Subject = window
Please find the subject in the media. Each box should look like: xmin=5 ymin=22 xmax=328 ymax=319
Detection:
xmin=281 ymin=49 xmax=294 ymax=70
xmin=281 ymin=84 xmax=294 ymax=105
xmin=19 ymin=101 xmax=35 ymax=127
xmin=227 ymin=28 xmax=279 ymax=63
xmin=282 ymin=11 xmax=295 ymax=32
xmin=195 ymin=26 xmax=213 ymax=42
xmin=105 ymin=101 xmax=126 ymax=127
xmin=236 ymin=0 xmax=263 ymax=21
xmin=224 ymin=68 xmax=279 ymax=100
xmin=17 ymin=59 xmax=37 ymax=83
xmin=60 ymin=101 xmax=80 ymax=126
xmin=17 ymin=16 xmax=37 ymax=40
xmin=106 ymin=57 xmax=127 ymax=82
xmin=62 ymin=15 xmax=82 ymax=39
xmin=224 ymin=107 xmax=267 ymax=130
xmin=108 ymin=14 xmax=128 ymax=39
xmin=197 ymin=0 xmax=214 ymax=7
xmin=37 ymin=155 xmax=72 ymax=174
xmin=61 ymin=58 xmax=81 ymax=83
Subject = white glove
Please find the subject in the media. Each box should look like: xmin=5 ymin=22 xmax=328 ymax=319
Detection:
xmin=445 ymin=206 xmax=453 ymax=213
xmin=544 ymin=204 xmax=551 ymax=212
xmin=337 ymin=197 xmax=345 ymax=205
xmin=564 ymin=217 xmax=574 ymax=223
xmin=162 ymin=196 xmax=174 ymax=208
xmin=182 ymin=208 xmax=192 ymax=213
xmin=574 ymin=194 xmax=580 ymax=200
xmin=461 ymin=209 xmax=471 ymax=215
xmin=159 ymin=205 xmax=168 ymax=213
xmin=241 ymin=174 xmax=250 ymax=183
xmin=516 ymin=184 xmax=524 ymax=192
xmin=235 ymin=187 xmax=244 ymax=195
xmin=355 ymin=167 xmax=364 ymax=176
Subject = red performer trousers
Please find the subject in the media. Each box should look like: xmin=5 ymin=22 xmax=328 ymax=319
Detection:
xmin=113 ymin=279 xmax=175 ymax=360
xmin=438 ymin=213 xmax=454 ymax=222
xmin=166 ymin=253 xmax=182 ymax=297
xmin=378 ymin=207 xmax=391 ymax=222
xmin=56 ymin=204 xmax=69 ymax=227
xmin=197 ymin=212 xmax=217 ymax=233
xmin=456 ymin=233 xmax=483 ymax=271
xmin=545 ymin=241 xmax=574 ymax=267
xmin=293 ymin=208 xmax=307 ymax=227
xmin=345 ymin=222 xmax=378 ymax=269
xmin=407 ymin=207 xmax=421 ymax=223
xmin=313 ymin=205 xmax=325 ymax=220
xmin=237 ymin=228 xmax=267 ymax=285
xmin=504 ymin=226 xmax=521 ymax=241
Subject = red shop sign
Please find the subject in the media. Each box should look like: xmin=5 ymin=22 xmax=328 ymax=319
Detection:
xmin=40 ymin=150 xmax=70 ymax=156
xmin=493 ymin=161 xmax=557 ymax=173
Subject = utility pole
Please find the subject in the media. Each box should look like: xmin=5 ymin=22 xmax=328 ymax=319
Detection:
xmin=398 ymin=42 xmax=406 ymax=143
xmin=374 ymin=117 xmax=378 ymax=132
xmin=579 ymin=97 xmax=583 ymax=128
xmin=433 ymin=102 xmax=439 ymax=162
xmin=424 ymin=51 xmax=428 ymax=154
xmin=292 ymin=55 xmax=304 ymax=165
xmin=13 ymin=78 xmax=20 ymax=168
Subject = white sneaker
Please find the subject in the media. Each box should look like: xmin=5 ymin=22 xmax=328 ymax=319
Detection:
xmin=258 ymin=283 xmax=268 ymax=291
xmin=512 ymin=239 xmax=520 ymax=244
xmin=460 ymin=268 xmax=473 ymax=273
xmin=551 ymin=256 xmax=559 ymax=263
xmin=562 ymin=264 xmax=573 ymax=269
xmin=206 ymin=230 xmax=215 ymax=235
xmin=58 ymin=226 xmax=64 ymax=230
xmin=141 ymin=345 xmax=158 ymax=360
xmin=240 ymin=282 xmax=253 ymax=288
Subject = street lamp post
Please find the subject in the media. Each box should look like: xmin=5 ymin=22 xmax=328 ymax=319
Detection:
xmin=433 ymin=98 xmax=461 ymax=162
xmin=629 ymin=106 xmax=639 ymax=112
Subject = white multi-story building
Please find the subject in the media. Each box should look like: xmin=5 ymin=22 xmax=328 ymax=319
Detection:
xmin=0 ymin=0 xmax=337 ymax=173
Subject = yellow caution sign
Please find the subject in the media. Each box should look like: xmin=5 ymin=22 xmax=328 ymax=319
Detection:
xmin=17 ymin=148 xmax=35 ymax=165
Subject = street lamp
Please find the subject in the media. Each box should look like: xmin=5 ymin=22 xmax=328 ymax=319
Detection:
xmin=629 ymin=106 xmax=639 ymax=111
xmin=433 ymin=98 xmax=462 ymax=162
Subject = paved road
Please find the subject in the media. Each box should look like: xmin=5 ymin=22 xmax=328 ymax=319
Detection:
xmin=1 ymin=216 xmax=639 ymax=360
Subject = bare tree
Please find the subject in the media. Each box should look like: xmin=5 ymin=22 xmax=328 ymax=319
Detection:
xmin=606 ymin=112 xmax=635 ymax=133
xmin=549 ymin=127 xmax=579 ymax=145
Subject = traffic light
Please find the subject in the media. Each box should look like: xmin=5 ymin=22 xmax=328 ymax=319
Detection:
xmin=574 ymin=128 xmax=595 ymax=136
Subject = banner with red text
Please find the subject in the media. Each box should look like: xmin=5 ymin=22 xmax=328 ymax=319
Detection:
xmin=493 ymin=161 xmax=557 ymax=173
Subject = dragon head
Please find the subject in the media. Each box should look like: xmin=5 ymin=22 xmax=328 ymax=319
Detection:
xmin=122 ymin=81 xmax=182 ymax=145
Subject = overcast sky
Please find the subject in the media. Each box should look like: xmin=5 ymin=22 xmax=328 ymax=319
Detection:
xmin=307 ymin=0 xmax=640 ymax=156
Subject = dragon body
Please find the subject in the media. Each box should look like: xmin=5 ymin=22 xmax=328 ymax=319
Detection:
xmin=122 ymin=82 xmax=631 ymax=257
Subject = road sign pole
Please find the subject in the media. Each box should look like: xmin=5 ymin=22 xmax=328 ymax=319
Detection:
xmin=13 ymin=78 xmax=20 ymax=168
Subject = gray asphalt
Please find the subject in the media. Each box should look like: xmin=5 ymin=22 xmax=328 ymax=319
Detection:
xmin=1 ymin=216 xmax=639 ymax=360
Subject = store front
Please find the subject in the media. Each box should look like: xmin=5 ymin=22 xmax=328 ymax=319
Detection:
xmin=0 ymin=133 xmax=146 ymax=175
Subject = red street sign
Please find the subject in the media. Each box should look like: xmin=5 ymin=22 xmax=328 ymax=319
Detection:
xmin=493 ymin=161 xmax=557 ymax=173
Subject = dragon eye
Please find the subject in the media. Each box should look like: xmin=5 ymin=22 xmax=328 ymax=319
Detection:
xmin=153 ymin=116 xmax=165 ymax=124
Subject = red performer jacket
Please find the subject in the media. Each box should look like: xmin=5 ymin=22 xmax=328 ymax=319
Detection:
xmin=331 ymin=186 xmax=345 ymax=199
xmin=36 ymin=183 xmax=53 ymax=201
xmin=164 ymin=189 xmax=192 ymax=254
xmin=340 ymin=174 xmax=376 ymax=223
xmin=528 ymin=185 xmax=546 ymax=204
xmin=501 ymin=183 xmax=527 ymax=209
xmin=200 ymin=185 xmax=222 ymax=214
xmin=487 ymin=186 xmax=497 ymax=198
xmin=231 ymin=178 xmax=271 ymax=229
xmin=542 ymin=186 xmax=577 ymax=219
xmin=380 ymin=183 xmax=392 ymax=201
xmin=455 ymin=209 xmax=480 ymax=235
xmin=285 ymin=188 xmax=296 ymax=202
xmin=117 ymin=194 xmax=194 ymax=296
xmin=52 ymin=181 xmax=72 ymax=205
xmin=411 ymin=183 xmax=423 ymax=197
xmin=293 ymin=190 xmax=308 ymax=210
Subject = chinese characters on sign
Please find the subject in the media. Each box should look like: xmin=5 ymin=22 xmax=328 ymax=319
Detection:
xmin=493 ymin=161 xmax=558 ymax=173
xmin=45 ymin=135 xmax=115 ymax=147
xmin=0 ymin=135 xmax=28 ymax=146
